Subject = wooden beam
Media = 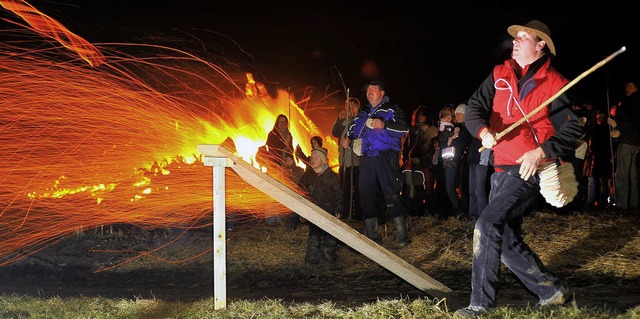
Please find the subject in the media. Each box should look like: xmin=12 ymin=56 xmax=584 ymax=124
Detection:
xmin=197 ymin=144 xmax=454 ymax=300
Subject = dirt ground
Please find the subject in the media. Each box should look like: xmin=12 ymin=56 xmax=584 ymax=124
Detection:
xmin=0 ymin=212 xmax=639 ymax=313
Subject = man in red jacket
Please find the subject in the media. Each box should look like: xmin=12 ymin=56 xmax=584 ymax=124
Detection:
xmin=455 ymin=20 xmax=583 ymax=317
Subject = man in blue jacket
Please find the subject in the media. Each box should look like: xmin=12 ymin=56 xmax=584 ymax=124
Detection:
xmin=342 ymin=80 xmax=410 ymax=246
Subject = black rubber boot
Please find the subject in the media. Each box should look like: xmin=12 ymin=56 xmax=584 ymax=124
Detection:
xmin=363 ymin=218 xmax=379 ymax=242
xmin=393 ymin=216 xmax=410 ymax=247
xmin=285 ymin=214 xmax=299 ymax=233
xmin=321 ymin=234 xmax=338 ymax=263
xmin=305 ymin=234 xmax=321 ymax=265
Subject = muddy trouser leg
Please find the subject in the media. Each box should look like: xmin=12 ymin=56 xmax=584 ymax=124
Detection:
xmin=470 ymin=167 xmax=540 ymax=308
xmin=501 ymin=214 xmax=566 ymax=301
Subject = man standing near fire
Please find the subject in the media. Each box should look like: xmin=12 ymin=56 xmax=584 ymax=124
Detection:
xmin=342 ymin=80 xmax=410 ymax=246
xmin=454 ymin=20 xmax=583 ymax=317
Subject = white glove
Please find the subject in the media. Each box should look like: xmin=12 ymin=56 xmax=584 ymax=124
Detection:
xmin=481 ymin=131 xmax=497 ymax=149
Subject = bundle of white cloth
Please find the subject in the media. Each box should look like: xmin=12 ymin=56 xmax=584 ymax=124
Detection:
xmin=538 ymin=161 xmax=578 ymax=207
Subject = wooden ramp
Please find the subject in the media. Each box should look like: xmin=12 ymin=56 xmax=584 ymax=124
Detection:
xmin=197 ymin=144 xmax=454 ymax=301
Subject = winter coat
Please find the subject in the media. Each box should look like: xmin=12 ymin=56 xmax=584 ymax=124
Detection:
xmin=347 ymin=96 xmax=409 ymax=157
xmin=299 ymin=166 xmax=344 ymax=216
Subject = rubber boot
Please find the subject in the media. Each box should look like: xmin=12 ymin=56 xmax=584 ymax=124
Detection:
xmin=305 ymin=234 xmax=321 ymax=265
xmin=393 ymin=216 xmax=410 ymax=247
xmin=321 ymin=234 xmax=338 ymax=263
xmin=363 ymin=218 xmax=379 ymax=242
xmin=285 ymin=214 xmax=299 ymax=233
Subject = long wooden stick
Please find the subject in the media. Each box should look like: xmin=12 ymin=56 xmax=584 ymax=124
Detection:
xmin=479 ymin=46 xmax=626 ymax=152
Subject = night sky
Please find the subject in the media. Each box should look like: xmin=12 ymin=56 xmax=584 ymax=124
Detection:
xmin=11 ymin=1 xmax=639 ymax=115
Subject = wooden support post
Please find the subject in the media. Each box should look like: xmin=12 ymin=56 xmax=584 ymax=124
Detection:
xmin=202 ymin=156 xmax=233 ymax=310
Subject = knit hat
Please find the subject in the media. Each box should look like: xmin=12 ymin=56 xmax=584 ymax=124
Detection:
xmin=455 ymin=104 xmax=466 ymax=115
xmin=507 ymin=20 xmax=556 ymax=56
xmin=311 ymin=147 xmax=328 ymax=164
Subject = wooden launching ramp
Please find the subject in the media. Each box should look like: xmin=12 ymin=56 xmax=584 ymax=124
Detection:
xmin=197 ymin=144 xmax=454 ymax=307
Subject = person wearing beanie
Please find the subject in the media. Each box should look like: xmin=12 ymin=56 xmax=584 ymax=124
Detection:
xmin=298 ymin=147 xmax=343 ymax=265
xmin=455 ymin=19 xmax=582 ymax=317
xmin=309 ymin=148 xmax=329 ymax=172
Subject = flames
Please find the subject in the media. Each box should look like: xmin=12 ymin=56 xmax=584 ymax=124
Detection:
xmin=0 ymin=1 xmax=342 ymax=267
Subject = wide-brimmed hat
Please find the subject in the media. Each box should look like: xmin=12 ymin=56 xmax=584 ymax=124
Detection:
xmin=507 ymin=20 xmax=556 ymax=56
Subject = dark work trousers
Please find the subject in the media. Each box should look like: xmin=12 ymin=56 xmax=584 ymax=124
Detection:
xmin=470 ymin=166 xmax=565 ymax=308
xmin=468 ymin=162 xmax=490 ymax=219
xmin=359 ymin=150 xmax=406 ymax=220
xmin=339 ymin=165 xmax=361 ymax=220
xmin=308 ymin=224 xmax=336 ymax=246
xmin=460 ymin=160 xmax=470 ymax=215
xmin=444 ymin=165 xmax=462 ymax=216
xmin=432 ymin=164 xmax=449 ymax=216
xmin=615 ymin=143 xmax=640 ymax=210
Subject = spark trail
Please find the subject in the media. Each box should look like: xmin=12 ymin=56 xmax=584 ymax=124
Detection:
xmin=0 ymin=2 xmax=338 ymax=267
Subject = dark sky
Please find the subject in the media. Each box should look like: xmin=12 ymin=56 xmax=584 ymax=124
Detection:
xmin=15 ymin=1 xmax=640 ymax=115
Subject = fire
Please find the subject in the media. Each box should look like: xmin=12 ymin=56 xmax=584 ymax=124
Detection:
xmin=0 ymin=1 xmax=343 ymax=267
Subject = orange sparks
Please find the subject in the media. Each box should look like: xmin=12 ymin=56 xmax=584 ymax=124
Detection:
xmin=0 ymin=5 xmax=343 ymax=269
xmin=0 ymin=0 xmax=105 ymax=67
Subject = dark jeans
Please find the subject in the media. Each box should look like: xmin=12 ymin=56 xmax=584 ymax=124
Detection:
xmin=470 ymin=166 xmax=565 ymax=308
xmin=432 ymin=164 xmax=448 ymax=215
xmin=615 ymin=143 xmax=640 ymax=210
xmin=444 ymin=165 xmax=462 ymax=216
xmin=359 ymin=151 xmax=406 ymax=219
xmin=468 ymin=163 xmax=490 ymax=219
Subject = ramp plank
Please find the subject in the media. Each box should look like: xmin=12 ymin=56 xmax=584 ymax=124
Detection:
xmin=197 ymin=144 xmax=454 ymax=300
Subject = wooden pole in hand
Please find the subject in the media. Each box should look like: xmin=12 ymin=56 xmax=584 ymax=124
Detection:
xmin=479 ymin=46 xmax=627 ymax=152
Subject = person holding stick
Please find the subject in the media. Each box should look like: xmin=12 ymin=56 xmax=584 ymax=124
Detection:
xmin=454 ymin=20 xmax=584 ymax=317
xmin=332 ymin=97 xmax=362 ymax=220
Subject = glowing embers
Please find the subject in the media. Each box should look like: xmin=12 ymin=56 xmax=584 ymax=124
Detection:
xmin=0 ymin=1 xmax=334 ymax=268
